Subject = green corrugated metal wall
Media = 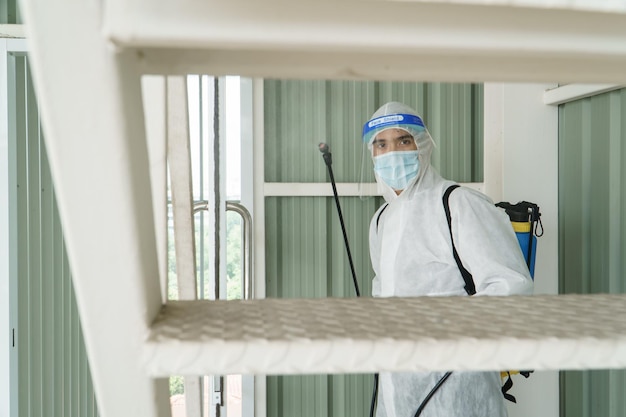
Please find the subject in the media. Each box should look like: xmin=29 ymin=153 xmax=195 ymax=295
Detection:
xmin=0 ymin=0 xmax=21 ymax=24
xmin=10 ymin=55 xmax=99 ymax=417
xmin=264 ymin=80 xmax=483 ymax=416
xmin=559 ymin=88 xmax=626 ymax=417
xmin=264 ymin=80 xmax=483 ymax=184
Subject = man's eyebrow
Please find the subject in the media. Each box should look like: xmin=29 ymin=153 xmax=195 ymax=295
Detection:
xmin=394 ymin=134 xmax=413 ymax=141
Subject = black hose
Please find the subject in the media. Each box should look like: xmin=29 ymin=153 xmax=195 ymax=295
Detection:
xmin=370 ymin=373 xmax=379 ymax=417
xmin=413 ymin=372 xmax=452 ymax=417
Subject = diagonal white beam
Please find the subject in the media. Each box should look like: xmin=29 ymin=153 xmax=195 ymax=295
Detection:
xmin=142 ymin=75 xmax=168 ymax=304
xmin=19 ymin=1 xmax=169 ymax=416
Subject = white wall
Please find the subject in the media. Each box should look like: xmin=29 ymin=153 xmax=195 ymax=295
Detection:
xmin=486 ymin=83 xmax=560 ymax=417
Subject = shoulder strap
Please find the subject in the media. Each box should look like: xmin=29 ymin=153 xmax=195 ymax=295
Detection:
xmin=443 ymin=185 xmax=476 ymax=296
xmin=376 ymin=203 xmax=389 ymax=232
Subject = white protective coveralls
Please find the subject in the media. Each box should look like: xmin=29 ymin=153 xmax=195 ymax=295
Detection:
xmin=364 ymin=102 xmax=534 ymax=417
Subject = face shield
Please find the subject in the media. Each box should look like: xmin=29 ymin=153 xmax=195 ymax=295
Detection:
xmin=359 ymin=102 xmax=435 ymax=200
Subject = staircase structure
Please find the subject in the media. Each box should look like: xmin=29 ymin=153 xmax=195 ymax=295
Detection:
xmin=17 ymin=1 xmax=626 ymax=416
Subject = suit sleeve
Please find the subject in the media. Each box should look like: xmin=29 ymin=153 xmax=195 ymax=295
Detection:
xmin=448 ymin=188 xmax=534 ymax=296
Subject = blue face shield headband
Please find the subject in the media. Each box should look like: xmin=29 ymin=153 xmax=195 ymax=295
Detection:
xmin=362 ymin=113 xmax=425 ymax=145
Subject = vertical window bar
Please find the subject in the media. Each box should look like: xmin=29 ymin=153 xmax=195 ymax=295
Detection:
xmin=198 ymin=75 xmax=205 ymax=300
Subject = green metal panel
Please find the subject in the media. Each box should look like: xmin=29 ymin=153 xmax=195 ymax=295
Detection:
xmin=558 ymin=88 xmax=626 ymax=417
xmin=264 ymin=79 xmax=376 ymax=184
xmin=377 ymin=82 xmax=483 ymax=182
xmin=0 ymin=0 xmax=21 ymax=24
xmin=264 ymin=80 xmax=483 ymax=184
xmin=10 ymin=55 xmax=99 ymax=417
xmin=265 ymin=196 xmax=378 ymax=299
xmin=265 ymin=196 xmax=382 ymax=416
xmin=264 ymin=78 xmax=483 ymax=417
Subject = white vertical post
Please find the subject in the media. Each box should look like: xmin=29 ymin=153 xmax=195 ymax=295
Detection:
xmin=495 ymin=82 xmax=560 ymax=417
xmin=218 ymin=77 xmax=228 ymax=303
xmin=0 ymin=38 xmax=27 ymax=417
xmin=500 ymin=83 xmax=559 ymax=296
xmin=239 ymin=77 xmax=256 ymax=417
xmin=483 ymin=84 xmax=504 ymax=202
xmin=0 ymin=38 xmax=11 ymax=417
xmin=251 ymin=77 xmax=266 ymax=417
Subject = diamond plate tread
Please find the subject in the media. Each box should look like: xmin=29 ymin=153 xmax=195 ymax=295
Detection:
xmin=143 ymin=293 xmax=626 ymax=376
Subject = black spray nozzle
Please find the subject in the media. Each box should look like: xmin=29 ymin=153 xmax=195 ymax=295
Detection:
xmin=318 ymin=142 xmax=332 ymax=166
xmin=496 ymin=201 xmax=543 ymax=237
xmin=496 ymin=201 xmax=541 ymax=222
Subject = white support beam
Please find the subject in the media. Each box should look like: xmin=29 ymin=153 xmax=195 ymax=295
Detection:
xmin=390 ymin=0 xmax=626 ymax=14
xmin=166 ymin=75 xmax=203 ymax=417
xmin=167 ymin=76 xmax=197 ymax=301
xmin=0 ymin=25 xmax=25 ymax=39
xmin=543 ymin=83 xmax=625 ymax=105
xmin=106 ymin=1 xmax=626 ymax=83
xmin=263 ymin=182 xmax=484 ymax=196
xmin=18 ymin=1 xmax=169 ymax=417
xmin=134 ymin=47 xmax=626 ymax=84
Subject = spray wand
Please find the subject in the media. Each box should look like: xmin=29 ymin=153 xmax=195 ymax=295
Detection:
xmin=319 ymin=142 xmax=381 ymax=417
xmin=319 ymin=142 xmax=361 ymax=297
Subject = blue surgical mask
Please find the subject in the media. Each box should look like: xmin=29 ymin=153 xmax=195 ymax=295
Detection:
xmin=373 ymin=150 xmax=420 ymax=191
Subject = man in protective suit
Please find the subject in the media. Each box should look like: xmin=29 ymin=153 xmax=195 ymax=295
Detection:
xmin=364 ymin=102 xmax=534 ymax=417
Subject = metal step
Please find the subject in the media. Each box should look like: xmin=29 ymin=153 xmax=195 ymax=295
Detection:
xmin=144 ymin=293 xmax=626 ymax=376
xmin=102 ymin=0 xmax=626 ymax=84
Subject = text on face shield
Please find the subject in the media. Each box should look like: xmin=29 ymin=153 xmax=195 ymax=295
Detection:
xmin=368 ymin=115 xmax=404 ymax=128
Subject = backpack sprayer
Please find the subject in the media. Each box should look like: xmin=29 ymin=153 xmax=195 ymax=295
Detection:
xmin=495 ymin=201 xmax=543 ymax=279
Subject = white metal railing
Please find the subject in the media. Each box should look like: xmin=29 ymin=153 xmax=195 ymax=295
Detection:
xmin=194 ymin=200 xmax=253 ymax=301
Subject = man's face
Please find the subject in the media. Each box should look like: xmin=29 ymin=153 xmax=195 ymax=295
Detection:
xmin=371 ymin=128 xmax=417 ymax=157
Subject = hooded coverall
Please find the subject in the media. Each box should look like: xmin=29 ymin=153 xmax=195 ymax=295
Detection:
xmin=366 ymin=102 xmax=534 ymax=417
